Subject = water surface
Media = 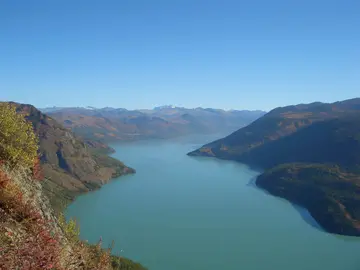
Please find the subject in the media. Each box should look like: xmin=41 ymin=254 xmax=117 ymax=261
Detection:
xmin=66 ymin=135 xmax=360 ymax=270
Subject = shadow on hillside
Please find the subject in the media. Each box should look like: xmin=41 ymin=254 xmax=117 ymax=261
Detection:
xmin=291 ymin=204 xmax=325 ymax=233
xmin=246 ymin=176 xmax=325 ymax=233
xmin=245 ymin=176 xmax=257 ymax=188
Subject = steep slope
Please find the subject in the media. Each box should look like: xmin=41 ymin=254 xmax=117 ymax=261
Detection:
xmin=188 ymin=98 xmax=360 ymax=236
xmin=0 ymin=164 xmax=146 ymax=269
xmin=232 ymin=115 xmax=360 ymax=170
xmin=0 ymin=103 xmax=146 ymax=269
xmin=12 ymin=103 xmax=135 ymax=211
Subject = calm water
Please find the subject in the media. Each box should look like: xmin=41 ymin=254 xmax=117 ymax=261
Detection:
xmin=66 ymin=135 xmax=360 ymax=270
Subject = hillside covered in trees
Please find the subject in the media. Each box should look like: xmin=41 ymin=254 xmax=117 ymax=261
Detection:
xmin=189 ymin=98 xmax=360 ymax=236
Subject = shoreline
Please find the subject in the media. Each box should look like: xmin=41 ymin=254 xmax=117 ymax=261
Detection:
xmin=188 ymin=152 xmax=360 ymax=237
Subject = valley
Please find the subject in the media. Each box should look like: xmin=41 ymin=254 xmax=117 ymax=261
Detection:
xmin=66 ymin=136 xmax=360 ymax=270
xmin=42 ymin=106 xmax=265 ymax=142
xmin=2 ymin=97 xmax=360 ymax=269
xmin=2 ymin=1 xmax=359 ymax=269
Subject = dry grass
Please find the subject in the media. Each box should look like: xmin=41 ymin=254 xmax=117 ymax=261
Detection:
xmin=0 ymin=163 xmax=122 ymax=270
xmin=0 ymin=164 xmax=63 ymax=269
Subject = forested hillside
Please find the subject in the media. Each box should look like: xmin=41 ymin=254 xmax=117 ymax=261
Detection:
xmin=189 ymin=98 xmax=360 ymax=236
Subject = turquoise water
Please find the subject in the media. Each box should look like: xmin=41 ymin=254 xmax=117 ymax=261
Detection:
xmin=66 ymin=135 xmax=360 ymax=270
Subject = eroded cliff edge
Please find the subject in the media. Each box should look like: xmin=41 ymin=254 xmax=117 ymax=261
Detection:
xmin=13 ymin=102 xmax=135 ymax=211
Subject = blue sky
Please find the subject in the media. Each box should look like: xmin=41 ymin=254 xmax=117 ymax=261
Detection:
xmin=1 ymin=0 xmax=359 ymax=111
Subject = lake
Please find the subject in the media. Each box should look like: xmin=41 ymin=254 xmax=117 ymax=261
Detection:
xmin=66 ymin=135 xmax=360 ymax=270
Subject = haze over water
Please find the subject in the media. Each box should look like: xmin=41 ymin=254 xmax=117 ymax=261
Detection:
xmin=66 ymin=135 xmax=360 ymax=270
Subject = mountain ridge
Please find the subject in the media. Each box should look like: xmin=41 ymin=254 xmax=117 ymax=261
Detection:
xmin=43 ymin=106 xmax=265 ymax=143
xmin=40 ymin=105 xmax=265 ymax=113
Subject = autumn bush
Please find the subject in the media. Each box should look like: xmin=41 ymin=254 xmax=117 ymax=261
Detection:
xmin=0 ymin=104 xmax=63 ymax=269
xmin=0 ymin=167 xmax=63 ymax=269
xmin=0 ymin=169 xmax=10 ymax=188
xmin=0 ymin=103 xmax=39 ymax=169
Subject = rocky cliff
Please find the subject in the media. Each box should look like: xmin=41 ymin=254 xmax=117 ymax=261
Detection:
xmin=12 ymin=103 xmax=135 ymax=211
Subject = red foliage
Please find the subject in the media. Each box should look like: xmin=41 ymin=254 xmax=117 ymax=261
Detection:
xmin=16 ymin=220 xmax=62 ymax=270
xmin=0 ymin=169 xmax=10 ymax=188
xmin=0 ymin=216 xmax=63 ymax=270
xmin=0 ymin=165 xmax=63 ymax=269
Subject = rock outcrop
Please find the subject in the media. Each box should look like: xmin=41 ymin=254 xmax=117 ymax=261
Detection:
xmin=12 ymin=103 xmax=135 ymax=211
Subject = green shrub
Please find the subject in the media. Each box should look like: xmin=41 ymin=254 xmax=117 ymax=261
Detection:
xmin=0 ymin=103 xmax=38 ymax=169
xmin=58 ymin=213 xmax=80 ymax=243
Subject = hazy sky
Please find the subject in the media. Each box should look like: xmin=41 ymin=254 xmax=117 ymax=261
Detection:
xmin=1 ymin=0 xmax=359 ymax=111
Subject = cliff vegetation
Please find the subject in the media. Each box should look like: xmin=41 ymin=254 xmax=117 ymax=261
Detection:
xmin=0 ymin=103 xmax=146 ymax=269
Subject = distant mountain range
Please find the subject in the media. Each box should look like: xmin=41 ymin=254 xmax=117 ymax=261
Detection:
xmin=40 ymin=106 xmax=265 ymax=142
xmin=189 ymin=98 xmax=360 ymax=236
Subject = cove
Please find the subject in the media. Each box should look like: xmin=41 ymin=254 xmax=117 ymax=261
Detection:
xmin=66 ymin=134 xmax=360 ymax=270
